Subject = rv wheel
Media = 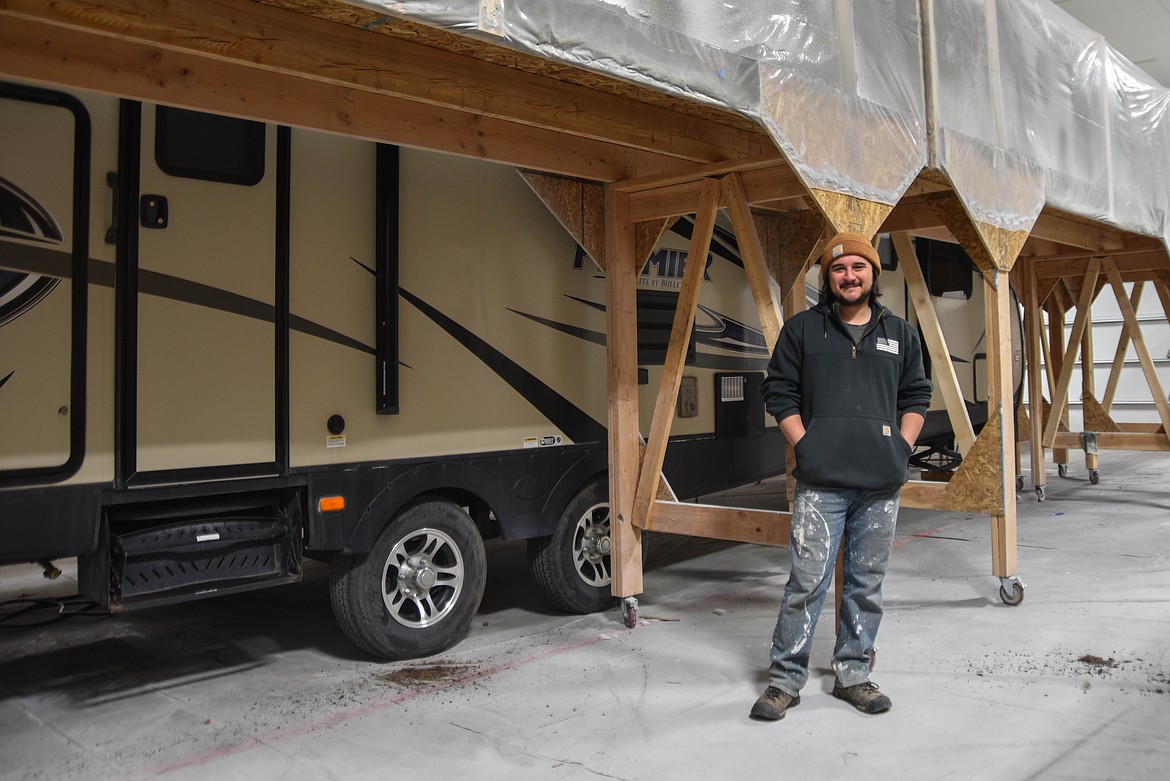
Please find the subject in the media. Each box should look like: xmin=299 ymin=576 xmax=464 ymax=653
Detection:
xmin=330 ymin=500 xmax=486 ymax=660
xmin=528 ymin=479 xmax=636 ymax=614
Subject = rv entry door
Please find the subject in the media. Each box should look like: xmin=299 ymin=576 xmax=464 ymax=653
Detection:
xmin=134 ymin=106 xmax=278 ymax=476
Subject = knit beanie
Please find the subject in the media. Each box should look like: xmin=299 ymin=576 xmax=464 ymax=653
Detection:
xmin=820 ymin=232 xmax=881 ymax=285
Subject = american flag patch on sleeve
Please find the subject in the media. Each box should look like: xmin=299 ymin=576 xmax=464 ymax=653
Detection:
xmin=876 ymin=337 xmax=899 ymax=355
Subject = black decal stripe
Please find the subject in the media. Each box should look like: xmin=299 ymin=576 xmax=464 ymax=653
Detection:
xmin=0 ymin=370 xmax=12 ymax=389
xmin=1 ymin=242 xmax=373 ymax=354
xmin=401 ymin=288 xmax=606 ymax=444
xmin=508 ymin=309 xmax=606 ymax=347
xmin=669 ymin=216 xmax=743 ymax=267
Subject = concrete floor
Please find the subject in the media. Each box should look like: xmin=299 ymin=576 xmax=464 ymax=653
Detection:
xmin=2 ymin=450 xmax=1168 ymax=781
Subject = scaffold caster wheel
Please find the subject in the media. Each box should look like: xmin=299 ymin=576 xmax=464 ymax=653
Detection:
xmin=1035 ymin=485 xmax=1046 ymax=502
xmin=621 ymin=596 xmax=639 ymax=629
xmin=1057 ymin=463 xmax=1068 ymax=478
xmin=1089 ymin=469 xmax=1100 ymax=485
xmin=998 ymin=578 xmax=1025 ymax=606
xmin=1016 ymin=475 xmax=1025 ymax=492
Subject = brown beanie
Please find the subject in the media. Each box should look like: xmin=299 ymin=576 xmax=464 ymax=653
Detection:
xmin=820 ymin=232 xmax=881 ymax=284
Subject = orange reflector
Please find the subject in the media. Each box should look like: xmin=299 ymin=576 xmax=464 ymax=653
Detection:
xmin=318 ymin=495 xmax=345 ymax=513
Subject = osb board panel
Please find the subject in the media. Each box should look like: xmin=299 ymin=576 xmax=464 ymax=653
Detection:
xmin=935 ymin=408 xmax=1006 ymax=513
xmin=635 ymin=221 xmax=671 ymax=269
xmin=521 ymin=171 xmax=605 ymax=269
xmin=256 ymin=0 xmax=764 ymax=136
xmin=1039 ymin=398 xmax=1070 ymax=432
xmin=926 ymin=192 xmax=1028 ymax=273
xmin=520 ymin=171 xmax=668 ymax=272
xmin=807 ymin=189 xmax=889 ymax=238
xmin=1081 ymin=393 xmax=1122 ymax=433
xmin=757 ymin=207 xmax=825 ymax=296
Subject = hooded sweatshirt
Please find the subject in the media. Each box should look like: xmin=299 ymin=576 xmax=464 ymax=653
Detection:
xmin=762 ymin=300 xmax=932 ymax=491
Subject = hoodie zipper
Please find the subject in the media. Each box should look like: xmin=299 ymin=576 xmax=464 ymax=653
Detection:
xmin=849 ymin=310 xmax=885 ymax=359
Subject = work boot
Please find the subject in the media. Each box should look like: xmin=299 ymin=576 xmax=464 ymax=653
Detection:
xmin=832 ymin=681 xmax=892 ymax=714
xmin=750 ymin=686 xmax=800 ymax=721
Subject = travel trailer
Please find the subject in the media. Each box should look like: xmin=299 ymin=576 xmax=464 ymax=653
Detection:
xmin=0 ymin=80 xmax=1017 ymax=659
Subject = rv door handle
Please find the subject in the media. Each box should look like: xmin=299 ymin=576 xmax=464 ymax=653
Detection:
xmin=104 ymin=172 xmax=118 ymax=245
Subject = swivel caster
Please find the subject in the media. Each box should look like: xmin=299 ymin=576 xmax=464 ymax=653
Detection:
xmin=1057 ymin=463 xmax=1068 ymax=478
xmin=621 ymin=596 xmax=639 ymax=628
xmin=1016 ymin=475 xmax=1025 ymax=492
xmin=998 ymin=577 xmax=1025 ymax=606
xmin=1089 ymin=469 xmax=1100 ymax=485
xmin=1035 ymin=485 xmax=1046 ymax=502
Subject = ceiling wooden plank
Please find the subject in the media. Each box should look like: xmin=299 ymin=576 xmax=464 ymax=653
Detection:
xmin=1033 ymin=211 xmax=1126 ymax=251
xmin=1 ymin=0 xmax=774 ymax=165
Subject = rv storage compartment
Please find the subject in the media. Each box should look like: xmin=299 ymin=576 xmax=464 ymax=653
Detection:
xmin=106 ymin=492 xmax=303 ymax=610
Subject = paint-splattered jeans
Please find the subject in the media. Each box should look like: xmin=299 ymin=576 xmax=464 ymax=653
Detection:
xmin=767 ymin=481 xmax=901 ymax=695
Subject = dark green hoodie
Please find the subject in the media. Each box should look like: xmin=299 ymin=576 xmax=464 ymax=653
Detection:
xmin=761 ymin=300 xmax=932 ymax=491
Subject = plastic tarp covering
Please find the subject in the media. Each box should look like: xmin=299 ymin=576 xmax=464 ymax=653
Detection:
xmin=345 ymin=0 xmax=1169 ymax=240
xmin=933 ymin=0 xmax=1170 ymax=235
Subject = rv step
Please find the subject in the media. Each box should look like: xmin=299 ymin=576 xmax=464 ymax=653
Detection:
xmin=110 ymin=511 xmax=301 ymax=610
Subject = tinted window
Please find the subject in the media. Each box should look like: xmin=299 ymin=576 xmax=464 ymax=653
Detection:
xmin=914 ymin=237 xmax=974 ymax=299
xmin=155 ymin=106 xmax=265 ymax=185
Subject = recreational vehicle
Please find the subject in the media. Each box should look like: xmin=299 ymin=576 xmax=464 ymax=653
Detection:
xmin=0 ymin=80 xmax=1016 ymax=659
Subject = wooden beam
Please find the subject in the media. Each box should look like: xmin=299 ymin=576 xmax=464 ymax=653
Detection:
xmin=1033 ymin=211 xmax=1127 ymax=252
xmin=722 ymin=173 xmax=782 ymax=350
xmin=1103 ymin=258 xmax=1170 ymax=435
xmin=1051 ymin=432 xmax=1170 ymax=451
xmin=626 ymin=163 xmax=807 ymax=223
xmin=1 ymin=0 xmax=773 ymax=166
xmin=892 ymin=232 xmax=976 ymax=454
xmin=628 ymin=180 xmax=707 ymax=223
xmin=1031 ymin=252 xmax=1170 ymax=281
xmin=631 ymin=179 xmax=720 ymax=531
xmin=604 ymin=185 xmax=642 ymax=598
xmin=1043 ymin=258 xmax=1102 ymax=446
xmin=644 ymin=502 xmax=792 ymax=547
xmin=613 ymin=153 xmax=788 ymax=193
xmin=900 ymin=481 xmax=948 ymax=509
xmin=0 ymin=13 xmax=676 ymax=181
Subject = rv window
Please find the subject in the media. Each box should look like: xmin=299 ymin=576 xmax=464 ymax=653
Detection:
xmin=914 ymin=238 xmax=974 ymax=300
xmin=155 ymin=107 xmax=265 ymax=186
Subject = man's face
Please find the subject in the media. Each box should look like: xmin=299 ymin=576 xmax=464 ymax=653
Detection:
xmin=828 ymin=255 xmax=874 ymax=305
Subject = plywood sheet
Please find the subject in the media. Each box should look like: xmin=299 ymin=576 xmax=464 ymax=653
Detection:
xmin=934 ymin=408 xmax=1006 ymax=514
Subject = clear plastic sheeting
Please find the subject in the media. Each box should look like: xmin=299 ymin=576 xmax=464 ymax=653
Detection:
xmin=932 ymin=0 xmax=1170 ymax=236
xmin=344 ymin=0 xmax=1170 ymax=241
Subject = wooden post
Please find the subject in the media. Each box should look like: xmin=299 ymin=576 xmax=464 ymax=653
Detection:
xmin=1080 ymin=303 xmax=1098 ymax=473
xmin=604 ymin=184 xmax=643 ymax=598
xmin=1025 ymin=257 xmax=1047 ymax=491
xmin=986 ymin=268 xmax=1018 ymax=579
xmin=1053 ymin=299 xmax=1071 ymax=467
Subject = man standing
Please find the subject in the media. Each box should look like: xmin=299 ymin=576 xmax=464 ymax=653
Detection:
xmin=751 ymin=232 xmax=932 ymax=721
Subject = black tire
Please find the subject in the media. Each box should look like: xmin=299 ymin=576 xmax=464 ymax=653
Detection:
xmin=528 ymin=479 xmax=645 ymax=614
xmin=330 ymin=500 xmax=487 ymax=660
